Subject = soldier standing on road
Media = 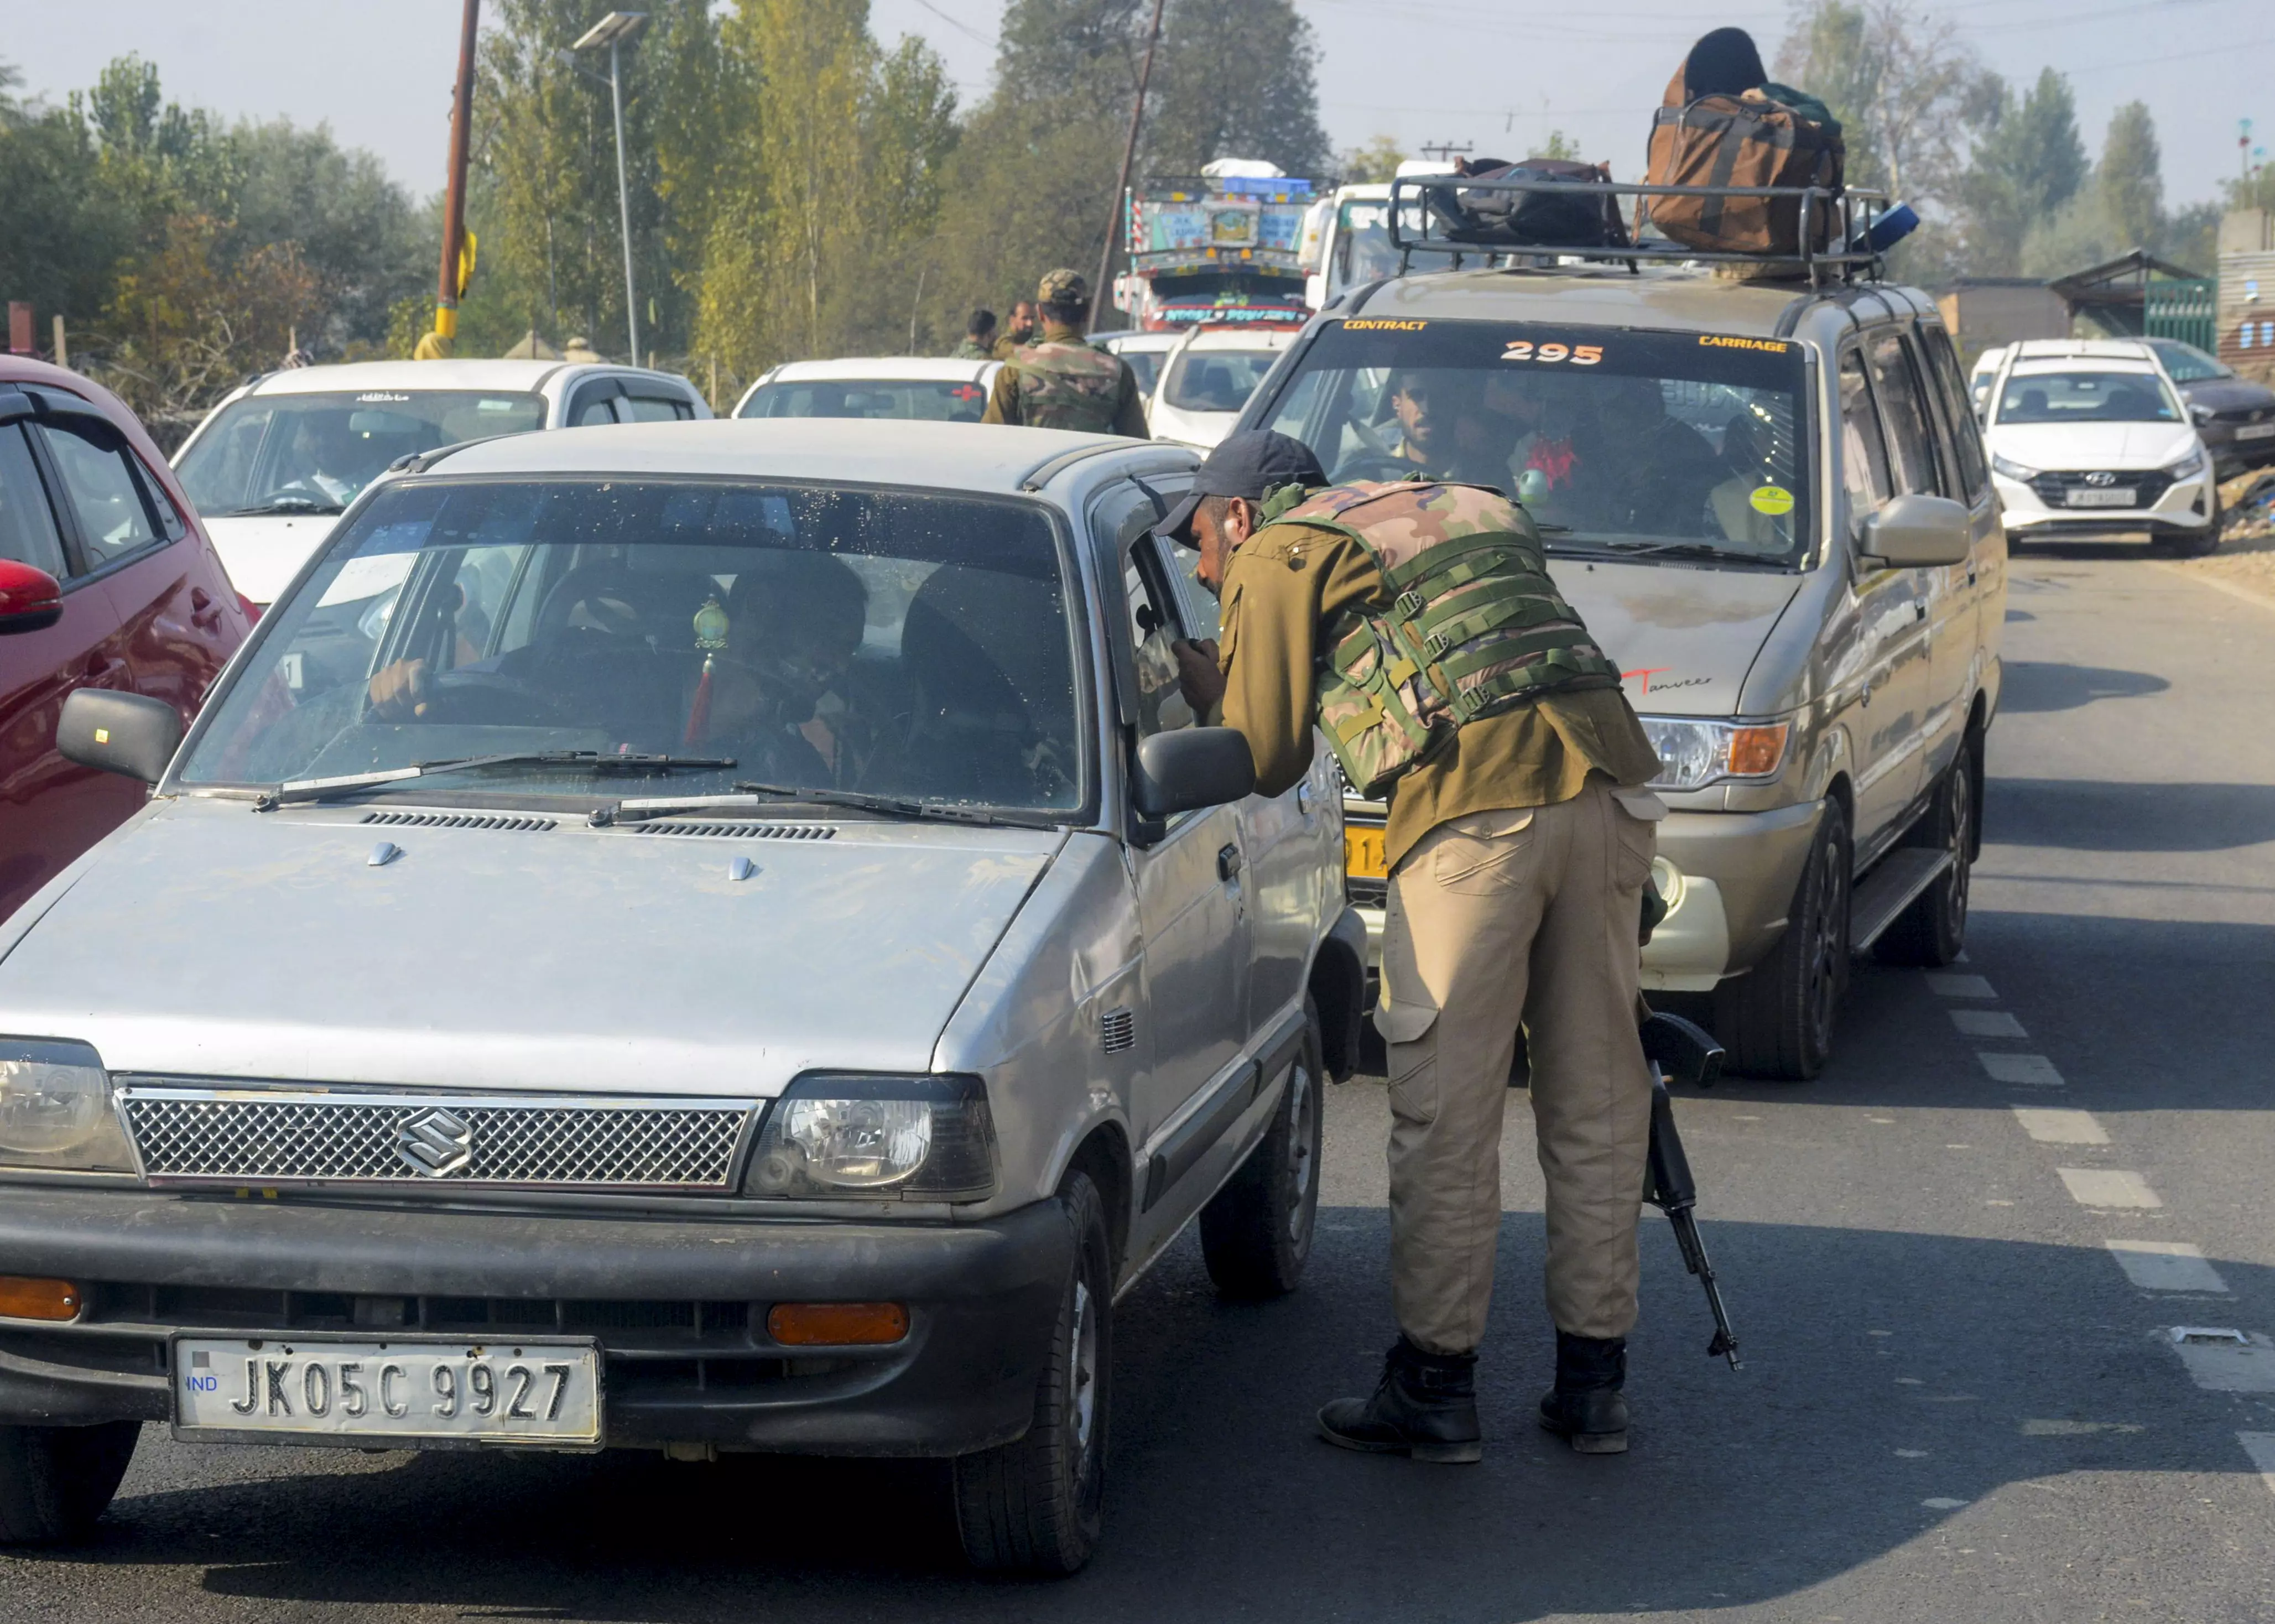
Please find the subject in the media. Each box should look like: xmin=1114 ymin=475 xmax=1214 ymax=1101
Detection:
xmin=991 ymin=299 xmax=1038 ymax=362
xmin=981 ymin=271 xmax=1149 ymax=438
xmin=952 ymin=309 xmax=998 ymax=360
xmin=1167 ymin=430 xmax=1667 ymax=1464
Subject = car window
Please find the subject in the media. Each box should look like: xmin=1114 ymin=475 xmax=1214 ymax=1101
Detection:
xmin=1995 ymin=368 xmax=2180 ymax=425
xmin=176 ymin=391 xmax=548 ymax=517
xmin=1867 ymin=332 xmax=1944 ymax=498
xmin=566 ymin=383 xmax=619 ymax=426
xmin=739 ymin=379 xmax=990 ymax=423
xmin=1919 ymin=327 xmax=1991 ymax=505
xmin=0 ymin=426 xmax=66 ymax=578
xmin=1160 ymin=349 xmax=1279 ymax=414
xmin=621 ymin=395 xmax=694 ymax=423
xmin=35 ymin=418 xmax=162 ymax=571
xmin=1838 ymin=348 xmax=1893 ymax=536
xmin=2151 ymin=341 xmax=2230 ymax=383
xmin=1118 ymin=350 xmax=1164 ymax=397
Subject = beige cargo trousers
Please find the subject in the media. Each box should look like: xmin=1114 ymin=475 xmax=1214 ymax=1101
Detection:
xmin=1373 ymin=774 xmax=1662 ymax=1354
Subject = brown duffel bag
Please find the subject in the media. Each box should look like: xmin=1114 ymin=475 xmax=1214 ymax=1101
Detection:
xmin=1643 ymin=69 xmax=1844 ymax=257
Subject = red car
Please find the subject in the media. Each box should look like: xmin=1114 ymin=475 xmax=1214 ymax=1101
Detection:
xmin=0 ymin=358 xmax=250 ymax=920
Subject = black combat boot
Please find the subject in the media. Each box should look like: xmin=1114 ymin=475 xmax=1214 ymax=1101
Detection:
xmin=1318 ymin=1336 xmax=1482 ymax=1464
xmin=1538 ymin=1330 xmax=1628 ymax=1454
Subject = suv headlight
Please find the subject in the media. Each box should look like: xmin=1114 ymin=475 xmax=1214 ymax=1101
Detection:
xmin=0 ymin=1041 xmax=135 ymax=1173
xmin=1640 ymin=717 xmax=1791 ymax=793
xmin=2164 ymin=443 xmax=2208 ymax=480
xmin=1990 ymin=453 xmax=2039 ymax=482
xmin=745 ymin=1074 xmax=997 ymax=1201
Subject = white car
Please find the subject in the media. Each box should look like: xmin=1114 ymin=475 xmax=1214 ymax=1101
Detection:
xmin=1981 ymin=339 xmax=2219 ymax=556
xmin=1146 ymin=326 xmax=1301 ymax=451
xmin=174 ymin=360 xmax=711 ymax=605
xmin=1092 ymin=331 xmax=1180 ymax=402
xmin=732 ymin=356 xmax=998 ymax=422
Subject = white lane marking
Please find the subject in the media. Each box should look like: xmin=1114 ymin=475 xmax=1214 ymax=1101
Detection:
xmin=1922 ymin=1497 xmax=1969 ymax=1510
xmin=2058 ymin=1168 xmax=2162 ymax=1208
xmin=2021 ymin=1419 xmax=2142 ymax=1435
xmin=2106 ymin=1241 xmax=2229 ymax=1293
xmin=1981 ymin=1053 xmax=2065 ymax=1086
xmin=2012 ymin=1107 xmax=2107 ymax=1145
xmin=2169 ymin=1332 xmax=2275 ymax=1392
xmin=1952 ymin=1009 xmax=2028 ymax=1038
xmin=1926 ymin=972 xmax=1996 ymax=998
xmin=1895 ymin=1448 xmax=1929 ymax=1458
xmin=2238 ymin=1433 xmax=2275 ymax=1498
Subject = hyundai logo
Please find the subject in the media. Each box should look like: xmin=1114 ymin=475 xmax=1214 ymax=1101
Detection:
xmin=398 ymin=1108 xmax=473 ymax=1177
xmin=2084 ymin=471 xmax=2118 ymax=487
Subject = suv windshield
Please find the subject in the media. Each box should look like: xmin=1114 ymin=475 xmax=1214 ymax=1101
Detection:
xmin=176 ymin=391 xmax=548 ymax=516
xmin=1994 ymin=368 xmax=2182 ymax=425
xmin=180 ymin=479 xmax=1086 ymax=815
xmin=738 ymin=379 xmax=991 ymax=422
xmin=1258 ymin=319 xmax=1814 ymax=564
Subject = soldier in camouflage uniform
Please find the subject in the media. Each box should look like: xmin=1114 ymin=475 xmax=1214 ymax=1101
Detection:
xmin=1165 ymin=430 xmax=1665 ymax=1466
xmin=990 ymin=300 xmax=1037 ymax=362
xmin=981 ymin=270 xmax=1148 ymax=438
xmin=951 ymin=309 xmax=997 ymax=361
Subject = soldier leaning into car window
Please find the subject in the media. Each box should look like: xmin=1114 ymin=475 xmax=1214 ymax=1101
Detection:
xmin=1167 ymin=430 xmax=1666 ymax=1465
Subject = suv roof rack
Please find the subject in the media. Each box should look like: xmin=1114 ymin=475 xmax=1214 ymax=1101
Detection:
xmin=1386 ymin=174 xmax=1894 ymax=290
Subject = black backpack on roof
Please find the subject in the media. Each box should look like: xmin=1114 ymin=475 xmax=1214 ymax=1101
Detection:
xmin=1420 ymin=157 xmax=1632 ymax=251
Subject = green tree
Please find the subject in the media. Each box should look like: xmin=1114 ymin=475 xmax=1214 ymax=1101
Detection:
xmin=1337 ymin=134 xmax=1405 ymax=184
xmin=1950 ymin=67 xmax=2087 ymax=274
xmin=1774 ymin=0 xmax=1980 ymax=206
xmin=1145 ymin=0 xmax=1329 ymax=178
xmin=2099 ymin=100 xmax=2162 ymax=251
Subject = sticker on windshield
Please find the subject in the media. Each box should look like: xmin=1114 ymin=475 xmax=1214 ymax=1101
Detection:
xmin=1501 ymin=341 xmax=1603 ymax=366
xmin=477 ymin=399 xmax=522 ymax=412
xmin=1749 ymin=485 xmax=1795 ymax=516
xmin=355 ymin=393 xmax=412 ymax=403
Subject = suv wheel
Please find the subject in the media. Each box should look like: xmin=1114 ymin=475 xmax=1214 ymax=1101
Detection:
xmin=1877 ymin=732 xmax=1977 ymax=967
xmin=953 ymin=1169 xmax=1111 ymax=1575
xmin=1715 ymin=800 xmax=1851 ymax=1081
xmin=0 ymin=1421 xmax=139 ymax=1545
xmin=1199 ymin=1001 xmax=1325 ymax=1299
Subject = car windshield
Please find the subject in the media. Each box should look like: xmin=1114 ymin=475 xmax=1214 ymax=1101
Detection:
xmin=739 ymin=379 xmax=990 ymax=422
xmin=2150 ymin=341 xmax=2231 ymax=383
xmin=179 ymin=478 xmax=1087 ymax=815
xmin=1162 ymin=348 xmax=1280 ymax=414
xmin=1995 ymin=368 xmax=2181 ymax=425
xmin=176 ymin=391 xmax=548 ymax=516
xmin=1257 ymin=318 xmax=1814 ymax=565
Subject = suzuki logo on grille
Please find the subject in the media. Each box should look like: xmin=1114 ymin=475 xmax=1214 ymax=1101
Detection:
xmin=2084 ymin=471 xmax=2118 ymax=486
xmin=398 ymin=1108 xmax=473 ymax=1176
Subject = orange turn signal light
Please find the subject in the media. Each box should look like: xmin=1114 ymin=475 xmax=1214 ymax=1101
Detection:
xmin=1727 ymin=723 xmax=1790 ymax=778
xmin=0 ymin=1277 xmax=82 ymax=1321
xmin=766 ymin=1302 xmax=909 ymax=1347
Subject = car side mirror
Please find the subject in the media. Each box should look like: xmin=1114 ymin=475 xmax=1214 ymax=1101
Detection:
xmin=1133 ymin=727 xmax=1256 ymax=820
xmin=0 ymin=559 xmax=62 ymax=635
xmin=58 ymin=689 xmax=182 ymax=784
xmin=1860 ymin=493 xmax=1971 ymax=569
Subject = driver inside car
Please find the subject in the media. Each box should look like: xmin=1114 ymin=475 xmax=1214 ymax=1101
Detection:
xmin=693 ymin=550 xmax=871 ymax=783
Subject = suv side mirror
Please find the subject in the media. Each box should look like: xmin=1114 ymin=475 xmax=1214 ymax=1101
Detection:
xmin=1861 ymin=493 xmax=1971 ymax=569
xmin=0 ymin=559 xmax=63 ymax=635
xmin=1133 ymin=727 xmax=1256 ymax=820
xmin=58 ymin=689 xmax=182 ymax=784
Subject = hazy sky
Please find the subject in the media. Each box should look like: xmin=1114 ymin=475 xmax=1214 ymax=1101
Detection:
xmin=1 ymin=0 xmax=2266 ymax=226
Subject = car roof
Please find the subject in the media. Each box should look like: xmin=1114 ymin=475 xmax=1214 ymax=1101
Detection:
xmin=1175 ymin=326 xmax=1300 ymax=352
xmin=418 ymin=418 xmax=1150 ymax=497
xmin=758 ymin=357 xmax=996 ymax=383
xmin=238 ymin=360 xmax=649 ymax=396
xmin=2010 ymin=339 xmax=2155 ymax=361
xmin=1347 ymin=265 xmax=1821 ymax=339
xmin=2010 ymin=356 xmax=2158 ymax=375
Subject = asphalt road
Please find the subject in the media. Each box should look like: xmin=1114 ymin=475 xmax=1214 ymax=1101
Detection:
xmin=4 ymin=546 xmax=2272 ymax=1622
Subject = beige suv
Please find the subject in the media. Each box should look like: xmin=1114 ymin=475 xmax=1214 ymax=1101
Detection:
xmin=1241 ymin=254 xmax=2005 ymax=1078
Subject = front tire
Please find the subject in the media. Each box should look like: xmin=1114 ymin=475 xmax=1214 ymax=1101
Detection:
xmin=953 ymin=1170 xmax=1111 ymax=1575
xmin=2152 ymin=513 xmax=2220 ymax=557
xmin=0 ymin=1421 xmax=139 ymax=1545
xmin=1877 ymin=731 xmax=1977 ymax=967
xmin=1199 ymin=1002 xmax=1325 ymax=1299
xmin=1715 ymin=799 xmax=1852 ymax=1081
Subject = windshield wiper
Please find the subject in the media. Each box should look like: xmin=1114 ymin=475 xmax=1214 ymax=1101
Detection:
xmin=1548 ymin=539 xmax=1788 ymax=568
xmin=222 ymin=497 xmax=347 ymax=518
xmin=255 ymin=751 xmax=737 ymax=809
xmin=601 ymin=782 xmax=1061 ymax=831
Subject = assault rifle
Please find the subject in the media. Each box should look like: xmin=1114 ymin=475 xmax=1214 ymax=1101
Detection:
xmin=1640 ymin=1011 xmax=1741 ymax=1370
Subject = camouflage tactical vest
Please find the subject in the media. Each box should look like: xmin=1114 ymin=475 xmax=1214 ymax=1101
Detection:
xmin=1010 ymin=341 xmax=1122 ymax=433
xmin=1279 ymin=479 xmax=1623 ymax=798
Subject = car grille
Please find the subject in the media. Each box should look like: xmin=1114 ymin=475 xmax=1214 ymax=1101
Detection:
xmin=118 ymin=1087 xmax=754 ymax=1190
xmin=2028 ymin=470 xmax=2174 ymax=509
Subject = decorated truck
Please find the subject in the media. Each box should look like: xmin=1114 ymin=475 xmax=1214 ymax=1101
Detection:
xmin=1112 ymin=159 xmax=1315 ymax=332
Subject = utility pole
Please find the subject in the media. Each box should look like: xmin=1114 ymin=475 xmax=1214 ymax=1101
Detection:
xmin=1418 ymin=139 xmax=1474 ymax=166
xmin=420 ymin=0 xmax=481 ymax=360
xmin=573 ymin=13 xmax=650 ymax=368
xmin=1095 ymin=0 xmax=1167 ymax=336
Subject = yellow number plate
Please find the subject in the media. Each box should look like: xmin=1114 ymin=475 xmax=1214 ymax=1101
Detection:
xmin=1344 ymin=827 xmax=1388 ymax=881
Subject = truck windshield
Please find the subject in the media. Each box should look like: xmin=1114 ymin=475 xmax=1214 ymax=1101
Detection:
xmin=1258 ymin=319 xmax=1814 ymax=565
xmin=179 ymin=478 xmax=1086 ymax=816
xmin=176 ymin=391 xmax=548 ymax=516
xmin=739 ymin=378 xmax=991 ymax=423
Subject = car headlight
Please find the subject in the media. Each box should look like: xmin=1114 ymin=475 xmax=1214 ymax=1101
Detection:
xmin=1639 ymin=717 xmax=1791 ymax=793
xmin=745 ymin=1074 xmax=997 ymax=1201
xmin=2164 ymin=443 xmax=2208 ymax=480
xmin=0 ymin=1041 xmax=136 ymax=1173
xmin=1990 ymin=453 xmax=2039 ymax=482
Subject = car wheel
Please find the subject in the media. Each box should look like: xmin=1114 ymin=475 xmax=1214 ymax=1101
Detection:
xmin=1877 ymin=731 xmax=1978 ymax=967
xmin=1715 ymin=800 xmax=1851 ymax=1081
xmin=952 ymin=1169 xmax=1111 ymax=1575
xmin=1199 ymin=1000 xmax=1325 ymax=1300
xmin=0 ymin=1421 xmax=139 ymax=1545
xmin=2152 ymin=512 xmax=2220 ymax=558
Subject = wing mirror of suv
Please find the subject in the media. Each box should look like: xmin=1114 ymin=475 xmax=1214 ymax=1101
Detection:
xmin=1133 ymin=727 xmax=1257 ymax=821
xmin=1860 ymin=493 xmax=1971 ymax=569
xmin=58 ymin=689 xmax=183 ymax=784
xmin=0 ymin=559 xmax=63 ymax=634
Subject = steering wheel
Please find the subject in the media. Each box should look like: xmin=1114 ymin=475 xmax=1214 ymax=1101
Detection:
xmin=1331 ymin=450 xmax=1423 ymax=483
xmin=408 ymin=669 xmax=580 ymax=727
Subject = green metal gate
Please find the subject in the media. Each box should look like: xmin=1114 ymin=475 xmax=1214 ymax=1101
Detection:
xmin=2146 ymin=277 xmax=2216 ymax=352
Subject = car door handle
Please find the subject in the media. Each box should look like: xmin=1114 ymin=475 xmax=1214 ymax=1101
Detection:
xmin=1217 ymin=844 xmax=1243 ymax=883
xmin=189 ymin=586 xmax=223 ymax=630
xmin=1914 ymin=601 xmax=1928 ymax=621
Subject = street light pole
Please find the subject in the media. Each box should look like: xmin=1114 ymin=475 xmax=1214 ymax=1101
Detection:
xmin=572 ymin=12 xmax=650 ymax=367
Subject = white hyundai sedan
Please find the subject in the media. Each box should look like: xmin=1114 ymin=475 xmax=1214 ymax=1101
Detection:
xmin=1982 ymin=340 xmax=2219 ymax=556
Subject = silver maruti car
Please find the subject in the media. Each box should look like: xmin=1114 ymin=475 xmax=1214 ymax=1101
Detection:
xmin=1 ymin=419 xmax=1366 ymax=1574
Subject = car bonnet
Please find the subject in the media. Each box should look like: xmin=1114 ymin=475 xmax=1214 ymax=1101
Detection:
xmin=1547 ymin=557 xmax=1802 ymax=717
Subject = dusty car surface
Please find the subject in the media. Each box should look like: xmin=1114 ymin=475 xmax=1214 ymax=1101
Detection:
xmin=0 ymin=419 xmax=1365 ymax=1572
xmin=1243 ymin=249 xmax=2005 ymax=1079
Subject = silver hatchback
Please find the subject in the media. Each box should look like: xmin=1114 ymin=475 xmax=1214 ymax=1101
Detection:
xmin=0 ymin=419 xmax=1365 ymax=1573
